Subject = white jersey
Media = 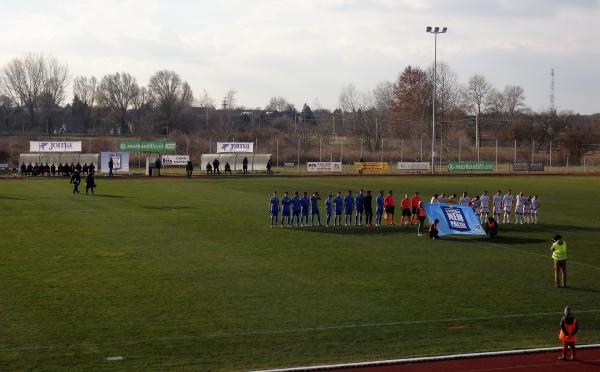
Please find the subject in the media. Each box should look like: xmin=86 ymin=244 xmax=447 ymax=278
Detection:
xmin=515 ymin=195 xmax=527 ymax=213
xmin=438 ymin=196 xmax=448 ymax=203
xmin=480 ymin=195 xmax=490 ymax=208
xmin=431 ymin=197 xmax=440 ymax=204
xmin=471 ymin=198 xmax=481 ymax=212
xmin=493 ymin=195 xmax=503 ymax=212
xmin=503 ymin=194 xmax=513 ymax=211
xmin=531 ymin=198 xmax=541 ymax=211
xmin=459 ymin=196 xmax=470 ymax=206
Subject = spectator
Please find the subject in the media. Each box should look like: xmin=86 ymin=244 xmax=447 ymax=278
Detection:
xmin=206 ymin=162 xmax=213 ymax=175
xmin=89 ymin=162 xmax=95 ymax=173
xmin=51 ymin=164 xmax=56 ymax=176
xmin=224 ymin=162 xmax=232 ymax=175
xmin=266 ymin=158 xmax=272 ymax=174
xmin=213 ymin=158 xmax=220 ymax=175
xmin=186 ymin=160 xmax=193 ymax=178
xmin=75 ymin=162 xmax=82 ymax=174
xmin=85 ymin=171 xmax=96 ymax=195
xmin=82 ymin=163 xmax=89 ymax=175
xmin=20 ymin=163 xmax=26 ymax=176
xmin=154 ymin=157 xmax=162 ymax=176
xmin=242 ymin=157 xmax=248 ymax=175
xmin=108 ymin=158 xmax=114 ymax=176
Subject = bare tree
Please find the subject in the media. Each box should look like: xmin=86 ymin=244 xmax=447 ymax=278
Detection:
xmin=148 ymin=70 xmax=193 ymax=132
xmin=265 ymin=96 xmax=295 ymax=112
xmin=465 ymin=74 xmax=492 ymax=147
xmin=98 ymin=72 xmax=139 ymax=133
xmin=486 ymin=88 xmax=506 ymax=114
xmin=197 ymin=89 xmax=215 ymax=109
xmin=2 ymin=53 xmax=68 ymax=132
xmin=73 ymin=76 xmax=98 ymax=132
xmin=503 ymin=85 xmax=528 ymax=120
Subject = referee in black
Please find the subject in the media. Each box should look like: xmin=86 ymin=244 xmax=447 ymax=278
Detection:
xmin=364 ymin=190 xmax=373 ymax=226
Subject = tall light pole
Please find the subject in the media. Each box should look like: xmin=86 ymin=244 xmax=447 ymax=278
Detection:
xmin=426 ymin=26 xmax=447 ymax=174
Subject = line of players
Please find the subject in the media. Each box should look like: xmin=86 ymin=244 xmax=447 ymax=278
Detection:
xmin=430 ymin=190 xmax=541 ymax=224
xmin=268 ymin=190 xmax=424 ymax=228
xmin=268 ymin=189 xmax=541 ymax=228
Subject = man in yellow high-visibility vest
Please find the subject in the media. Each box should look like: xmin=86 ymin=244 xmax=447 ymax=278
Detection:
xmin=550 ymin=234 xmax=568 ymax=288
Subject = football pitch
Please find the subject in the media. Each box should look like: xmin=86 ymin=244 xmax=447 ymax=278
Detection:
xmin=1 ymin=175 xmax=600 ymax=371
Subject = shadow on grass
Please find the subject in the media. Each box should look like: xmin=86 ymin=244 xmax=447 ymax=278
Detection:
xmin=563 ymin=286 xmax=600 ymax=294
xmin=292 ymin=225 xmax=416 ymax=235
xmin=501 ymin=223 xmax=600 ymax=234
xmin=94 ymin=194 xmax=128 ymax=199
xmin=0 ymin=195 xmax=26 ymax=200
xmin=454 ymin=236 xmax=548 ymax=245
xmin=139 ymin=205 xmax=195 ymax=210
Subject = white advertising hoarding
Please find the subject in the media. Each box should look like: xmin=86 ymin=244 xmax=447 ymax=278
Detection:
xmin=217 ymin=142 xmax=254 ymax=153
xmin=307 ymin=162 xmax=342 ymax=173
xmin=100 ymin=152 xmax=129 ymax=173
xmin=162 ymin=155 xmax=190 ymax=166
xmin=397 ymin=162 xmax=431 ymax=172
xmin=30 ymin=141 xmax=82 ymax=152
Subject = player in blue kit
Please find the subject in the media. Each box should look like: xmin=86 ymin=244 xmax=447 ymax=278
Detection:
xmin=355 ymin=189 xmax=365 ymax=226
xmin=333 ymin=192 xmax=343 ymax=226
xmin=375 ymin=190 xmax=385 ymax=226
xmin=268 ymin=191 xmax=279 ymax=228
xmin=344 ymin=190 xmax=354 ymax=226
xmin=291 ymin=191 xmax=301 ymax=226
xmin=310 ymin=191 xmax=322 ymax=226
xmin=300 ymin=192 xmax=310 ymax=227
xmin=281 ymin=191 xmax=291 ymax=227
xmin=325 ymin=194 xmax=333 ymax=226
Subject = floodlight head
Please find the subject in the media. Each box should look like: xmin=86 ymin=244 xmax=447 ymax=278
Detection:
xmin=442 ymin=27 xmax=448 ymax=33
xmin=434 ymin=27 xmax=440 ymax=32
xmin=426 ymin=26 xmax=432 ymax=32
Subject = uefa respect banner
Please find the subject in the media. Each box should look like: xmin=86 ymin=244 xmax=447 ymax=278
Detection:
xmin=423 ymin=204 xmax=486 ymax=236
xmin=217 ymin=142 xmax=254 ymax=153
xmin=30 ymin=141 xmax=81 ymax=152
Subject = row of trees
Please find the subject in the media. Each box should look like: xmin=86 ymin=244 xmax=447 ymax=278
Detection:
xmin=0 ymin=52 xmax=598 ymax=162
xmin=0 ymin=53 xmax=195 ymax=134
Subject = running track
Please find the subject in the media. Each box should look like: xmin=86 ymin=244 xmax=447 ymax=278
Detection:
xmin=255 ymin=345 xmax=600 ymax=372
xmin=349 ymin=349 xmax=600 ymax=371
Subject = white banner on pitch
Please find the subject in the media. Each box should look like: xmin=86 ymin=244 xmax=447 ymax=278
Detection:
xmin=217 ymin=142 xmax=254 ymax=153
xmin=30 ymin=141 xmax=82 ymax=152
xmin=162 ymin=155 xmax=189 ymax=166
xmin=307 ymin=162 xmax=342 ymax=172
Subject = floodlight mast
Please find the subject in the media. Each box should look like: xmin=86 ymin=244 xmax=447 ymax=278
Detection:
xmin=426 ymin=26 xmax=447 ymax=174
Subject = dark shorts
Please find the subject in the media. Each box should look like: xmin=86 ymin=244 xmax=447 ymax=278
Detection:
xmin=412 ymin=206 xmax=418 ymax=214
xmin=402 ymin=208 xmax=411 ymax=216
xmin=385 ymin=206 xmax=395 ymax=214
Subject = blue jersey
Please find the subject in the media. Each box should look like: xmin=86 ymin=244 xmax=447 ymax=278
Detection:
xmin=376 ymin=195 xmax=384 ymax=211
xmin=334 ymin=196 xmax=343 ymax=214
xmin=355 ymin=194 xmax=365 ymax=211
xmin=300 ymin=196 xmax=310 ymax=214
xmin=310 ymin=195 xmax=320 ymax=213
xmin=281 ymin=196 xmax=291 ymax=212
xmin=344 ymin=194 xmax=354 ymax=212
xmin=325 ymin=198 xmax=333 ymax=214
xmin=270 ymin=196 xmax=279 ymax=213
xmin=291 ymin=196 xmax=301 ymax=212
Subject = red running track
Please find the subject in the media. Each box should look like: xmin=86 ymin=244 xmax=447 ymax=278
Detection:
xmin=347 ymin=348 xmax=600 ymax=372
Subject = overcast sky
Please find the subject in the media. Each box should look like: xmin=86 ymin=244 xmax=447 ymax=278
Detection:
xmin=0 ymin=0 xmax=598 ymax=113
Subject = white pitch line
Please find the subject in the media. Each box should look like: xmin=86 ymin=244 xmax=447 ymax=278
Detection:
xmin=3 ymin=310 xmax=600 ymax=352
xmin=478 ymin=240 xmax=600 ymax=271
xmin=249 ymin=344 xmax=600 ymax=372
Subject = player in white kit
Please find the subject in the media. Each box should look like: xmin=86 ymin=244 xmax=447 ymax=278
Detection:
xmin=470 ymin=195 xmax=481 ymax=215
xmin=531 ymin=194 xmax=541 ymax=224
xmin=502 ymin=190 xmax=513 ymax=224
xmin=479 ymin=190 xmax=490 ymax=223
xmin=430 ymin=194 xmax=440 ymax=204
xmin=514 ymin=192 xmax=526 ymax=224
xmin=459 ymin=192 xmax=470 ymax=206
xmin=524 ymin=196 xmax=532 ymax=224
xmin=493 ymin=190 xmax=503 ymax=222
xmin=438 ymin=193 xmax=448 ymax=203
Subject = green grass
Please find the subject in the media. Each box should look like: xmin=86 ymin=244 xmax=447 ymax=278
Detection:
xmin=1 ymin=175 xmax=600 ymax=371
